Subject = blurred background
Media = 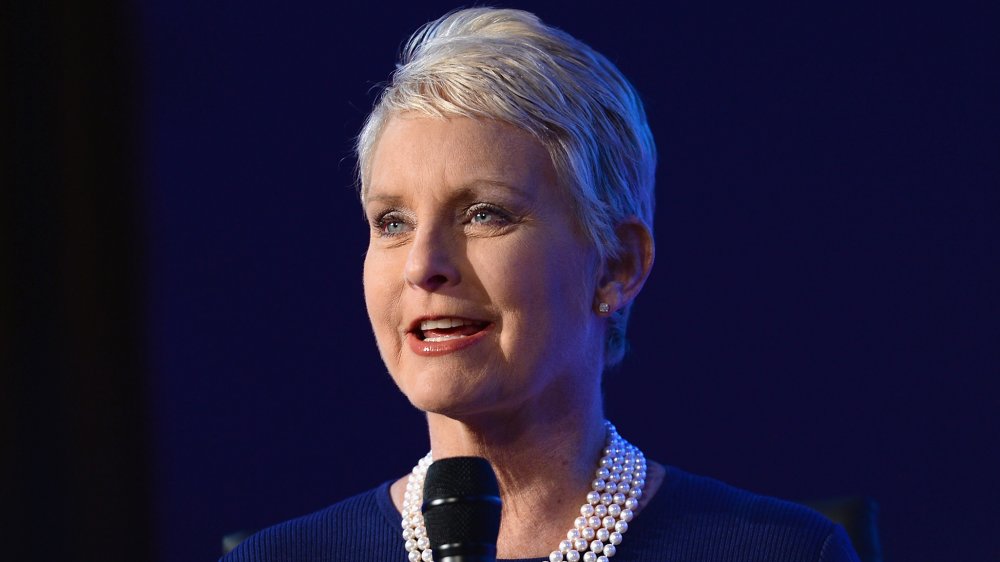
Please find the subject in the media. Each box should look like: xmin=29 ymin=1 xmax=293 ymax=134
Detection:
xmin=4 ymin=1 xmax=997 ymax=561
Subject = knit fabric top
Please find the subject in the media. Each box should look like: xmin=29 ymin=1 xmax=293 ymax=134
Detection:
xmin=222 ymin=465 xmax=859 ymax=562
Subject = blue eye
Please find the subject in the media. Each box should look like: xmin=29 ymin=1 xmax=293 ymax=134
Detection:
xmin=468 ymin=204 xmax=510 ymax=227
xmin=372 ymin=212 xmax=410 ymax=237
xmin=471 ymin=210 xmax=495 ymax=224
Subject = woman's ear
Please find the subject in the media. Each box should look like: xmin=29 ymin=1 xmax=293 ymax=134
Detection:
xmin=594 ymin=218 xmax=655 ymax=314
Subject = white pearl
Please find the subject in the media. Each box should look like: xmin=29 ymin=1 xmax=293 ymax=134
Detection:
xmin=566 ymin=551 xmax=581 ymax=562
xmin=617 ymin=482 xmax=630 ymax=493
xmin=408 ymin=551 xmax=420 ymax=562
xmin=590 ymin=540 xmax=604 ymax=553
xmin=550 ymin=552 xmax=564 ymax=562
xmin=614 ymin=520 xmax=628 ymax=534
xmin=405 ymin=539 xmax=416 ymax=551
xmin=573 ymin=538 xmax=588 ymax=551
xmin=581 ymin=504 xmax=595 ymax=517
xmin=600 ymin=493 xmax=612 ymax=505
xmin=620 ymin=509 xmax=634 ymax=522
xmin=582 ymin=526 xmax=595 ymax=540
xmin=598 ymin=557 xmax=609 ymax=562
xmin=574 ymin=516 xmax=587 ymax=529
xmin=610 ymin=531 xmax=622 ymax=545
xmin=607 ymin=504 xmax=621 ymax=517
xmin=605 ymin=481 xmax=618 ymax=494
xmin=567 ymin=529 xmax=581 ymax=540
xmin=421 ymin=549 xmax=433 ymax=562
xmin=602 ymin=516 xmax=616 ymax=529
xmin=414 ymin=527 xmax=426 ymax=539
xmin=402 ymin=529 xmax=414 ymax=540
xmin=612 ymin=493 xmax=626 ymax=505
xmin=597 ymin=527 xmax=610 ymax=542
xmin=583 ymin=552 xmax=597 ymax=562
xmin=628 ymin=488 xmax=642 ymax=499
xmin=416 ymin=537 xmax=429 ymax=550
xmin=603 ymin=544 xmax=616 ymax=558
xmin=587 ymin=491 xmax=601 ymax=504
xmin=591 ymin=479 xmax=606 ymax=491
xmin=559 ymin=540 xmax=573 ymax=553
xmin=588 ymin=516 xmax=602 ymax=528
xmin=596 ymin=467 xmax=610 ymax=480
xmin=624 ymin=497 xmax=638 ymax=510
xmin=594 ymin=504 xmax=608 ymax=518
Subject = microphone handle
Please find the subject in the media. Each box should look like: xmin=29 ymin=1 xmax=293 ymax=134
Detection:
xmin=434 ymin=543 xmax=496 ymax=562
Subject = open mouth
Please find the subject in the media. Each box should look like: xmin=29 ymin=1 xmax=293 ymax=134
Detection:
xmin=415 ymin=318 xmax=490 ymax=342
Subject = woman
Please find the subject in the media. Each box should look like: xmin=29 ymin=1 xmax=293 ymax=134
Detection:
xmin=224 ymin=8 xmax=858 ymax=562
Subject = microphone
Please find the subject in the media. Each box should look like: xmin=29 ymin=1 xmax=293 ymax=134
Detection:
xmin=422 ymin=456 xmax=502 ymax=562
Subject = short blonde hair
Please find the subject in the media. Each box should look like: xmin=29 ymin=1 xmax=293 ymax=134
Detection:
xmin=356 ymin=8 xmax=657 ymax=366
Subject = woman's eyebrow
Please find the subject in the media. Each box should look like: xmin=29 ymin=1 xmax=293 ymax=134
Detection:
xmin=364 ymin=192 xmax=403 ymax=205
xmin=366 ymin=179 xmax=535 ymax=206
xmin=454 ymin=179 xmax=535 ymax=201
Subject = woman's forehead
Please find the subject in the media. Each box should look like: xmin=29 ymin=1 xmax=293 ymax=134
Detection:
xmin=367 ymin=115 xmax=558 ymax=199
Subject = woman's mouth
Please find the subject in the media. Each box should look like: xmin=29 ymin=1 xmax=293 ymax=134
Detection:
xmin=417 ymin=317 xmax=490 ymax=342
xmin=408 ymin=317 xmax=492 ymax=356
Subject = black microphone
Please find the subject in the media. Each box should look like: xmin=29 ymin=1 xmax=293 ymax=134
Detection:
xmin=422 ymin=456 xmax=502 ymax=562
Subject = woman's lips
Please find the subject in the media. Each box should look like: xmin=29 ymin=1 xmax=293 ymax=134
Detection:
xmin=407 ymin=321 xmax=493 ymax=356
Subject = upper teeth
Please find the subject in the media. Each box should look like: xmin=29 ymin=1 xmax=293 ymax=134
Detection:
xmin=421 ymin=318 xmax=471 ymax=330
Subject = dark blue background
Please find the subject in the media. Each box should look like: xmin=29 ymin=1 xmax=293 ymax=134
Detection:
xmin=137 ymin=2 xmax=998 ymax=561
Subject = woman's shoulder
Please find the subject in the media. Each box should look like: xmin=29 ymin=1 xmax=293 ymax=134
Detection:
xmin=220 ymin=480 xmax=403 ymax=562
xmin=628 ymin=465 xmax=859 ymax=562
xmin=657 ymin=464 xmax=827 ymax=519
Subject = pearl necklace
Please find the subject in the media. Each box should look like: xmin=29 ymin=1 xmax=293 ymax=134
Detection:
xmin=401 ymin=421 xmax=646 ymax=562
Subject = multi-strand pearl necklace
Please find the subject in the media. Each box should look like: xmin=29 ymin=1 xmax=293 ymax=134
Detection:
xmin=401 ymin=421 xmax=646 ymax=562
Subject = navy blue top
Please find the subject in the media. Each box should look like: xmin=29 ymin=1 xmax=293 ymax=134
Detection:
xmin=222 ymin=465 xmax=859 ymax=561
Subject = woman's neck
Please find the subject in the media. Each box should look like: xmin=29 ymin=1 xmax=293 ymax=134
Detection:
xmin=390 ymin=400 xmax=667 ymax=559
xmin=392 ymin=397 xmax=607 ymax=558
xmin=426 ymin=403 xmax=608 ymax=490
xmin=429 ymin=399 xmax=606 ymax=558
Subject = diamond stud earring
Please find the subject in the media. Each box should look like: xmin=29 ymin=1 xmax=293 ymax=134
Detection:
xmin=598 ymin=303 xmax=610 ymax=313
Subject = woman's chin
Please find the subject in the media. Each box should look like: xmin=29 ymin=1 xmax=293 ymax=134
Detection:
xmin=393 ymin=366 xmax=493 ymax=413
xmin=404 ymin=391 xmax=486 ymax=419
xmin=400 ymin=382 xmax=509 ymax=421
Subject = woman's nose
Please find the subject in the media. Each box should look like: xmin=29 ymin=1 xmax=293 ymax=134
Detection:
xmin=403 ymin=227 xmax=462 ymax=291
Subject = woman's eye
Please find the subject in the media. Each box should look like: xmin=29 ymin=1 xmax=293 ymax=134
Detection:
xmin=372 ymin=213 xmax=411 ymax=237
xmin=468 ymin=205 xmax=511 ymax=227
xmin=471 ymin=210 xmax=495 ymax=224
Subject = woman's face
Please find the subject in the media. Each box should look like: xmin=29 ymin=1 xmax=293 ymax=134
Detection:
xmin=362 ymin=115 xmax=606 ymax=418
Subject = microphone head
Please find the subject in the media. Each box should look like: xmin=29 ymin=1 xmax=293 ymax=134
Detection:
xmin=422 ymin=457 xmax=501 ymax=561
